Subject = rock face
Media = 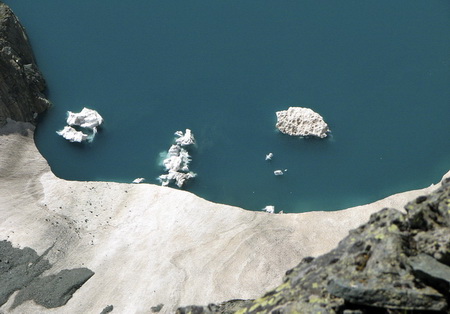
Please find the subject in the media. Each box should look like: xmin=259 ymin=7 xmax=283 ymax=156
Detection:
xmin=177 ymin=179 xmax=450 ymax=313
xmin=0 ymin=3 xmax=51 ymax=127
xmin=275 ymin=107 xmax=330 ymax=138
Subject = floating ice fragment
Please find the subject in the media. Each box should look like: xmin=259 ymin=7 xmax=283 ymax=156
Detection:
xmin=132 ymin=178 xmax=145 ymax=184
xmin=265 ymin=153 xmax=273 ymax=160
xmin=262 ymin=205 xmax=275 ymax=213
xmin=159 ymin=129 xmax=197 ymax=188
xmin=274 ymin=170 xmax=284 ymax=176
xmin=56 ymin=126 xmax=89 ymax=143
xmin=158 ymin=171 xmax=197 ymax=188
xmin=67 ymin=107 xmax=103 ymax=129
xmin=175 ymin=129 xmax=195 ymax=146
xmin=275 ymin=107 xmax=330 ymax=138
xmin=57 ymin=107 xmax=103 ymax=142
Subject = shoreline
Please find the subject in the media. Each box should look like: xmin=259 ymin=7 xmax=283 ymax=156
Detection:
xmin=1 ymin=119 xmax=448 ymax=312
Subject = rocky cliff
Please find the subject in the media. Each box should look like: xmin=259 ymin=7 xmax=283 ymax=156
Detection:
xmin=0 ymin=3 xmax=449 ymax=313
xmin=0 ymin=2 xmax=50 ymax=127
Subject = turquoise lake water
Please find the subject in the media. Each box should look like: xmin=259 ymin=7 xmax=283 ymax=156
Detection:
xmin=5 ymin=1 xmax=450 ymax=213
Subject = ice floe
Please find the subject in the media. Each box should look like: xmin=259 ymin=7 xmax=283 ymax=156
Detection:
xmin=56 ymin=126 xmax=89 ymax=143
xmin=158 ymin=129 xmax=197 ymax=188
xmin=67 ymin=107 xmax=103 ymax=130
xmin=262 ymin=205 xmax=275 ymax=213
xmin=276 ymin=107 xmax=330 ymax=138
xmin=57 ymin=107 xmax=103 ymax=143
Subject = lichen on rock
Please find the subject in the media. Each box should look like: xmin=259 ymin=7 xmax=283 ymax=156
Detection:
xmin=177 ymin=178 xmax=450 ymax=313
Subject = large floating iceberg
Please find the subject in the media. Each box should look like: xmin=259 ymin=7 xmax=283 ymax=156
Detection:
xmin=67 ymin=107 xmax=103 ymax=130
xmin=57 ymin=107 xmax=103 ymax=143
xmin=275 ymin=107 xmax=330 ymax=138
xmin=158 ymin=129 xmax=197 ymax=188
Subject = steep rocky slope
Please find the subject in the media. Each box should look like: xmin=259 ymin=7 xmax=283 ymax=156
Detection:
xmin=0 ymin=2 xmax=50 ymax=127
xmin=178 ymin=180 xmax=450 ymax=313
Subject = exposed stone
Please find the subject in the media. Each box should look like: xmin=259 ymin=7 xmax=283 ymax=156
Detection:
xmin=0 ymin=241 xmax=94 ymax=310
xmin=11 ymin=267 xmax=94 ymax=309
xmin=178 ymin=179 xmax=450 ymax=313
xmin=0 ymin=3 xmax=51 ymax=126
xmin=409 ymin=253 xmax=450 ymax=294
xmin=275 ymin=107 xmax=330 ymax=138
xmin=151 ymin=303 xmax=164 ymax=312
xmin=100 ymin=305 xmax=114 ymax=314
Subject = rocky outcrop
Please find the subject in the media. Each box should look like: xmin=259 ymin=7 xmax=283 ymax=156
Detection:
xmin=0 ymin=2 xmax=51 ymax=127
xmin=0 ymin=240 xmax=94 ymax=310
xmin=275 ymin=107 xmax=330 ymax=138
xmin=177 ymin=179 xmax=450 ymax=313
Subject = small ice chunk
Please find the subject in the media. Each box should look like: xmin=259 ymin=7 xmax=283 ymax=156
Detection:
xmin=265 ymin=153 xmax=273 ymax=160
xmin=158 ymin=171 xmax=196 ymax=188
xmin=56 ymin=126 xmax=89 ymax=143
xmin=262 ymin=205 xmax=275 ymax=213
xmin=67 ymin=107 xmax=103 ymax=129
xmin=175 ymin=129 xmax=195 ymax=146
xmin=132 ymin=178 xmax=145 ymax=184
xmin=274 ymin=170 xmax=284 ymax=176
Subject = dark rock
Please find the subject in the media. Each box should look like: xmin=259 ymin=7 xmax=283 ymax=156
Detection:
xmin=151 ymin=303 xmax=163 ymax=312
xmin=178 ymin=179 xmax=450 ymax=313
xmin=176 ymin=300 xmax=254 ymax=314
xmin=11 ymin=268 xmax=94 ymax=309
xmin=0 ymin=2 xmax=51 ymax=127
xmin=0 ymin=240 xmax=94 ymax=309
xmin=0 ymin=240 xmax=52 ymax=306
xmin=100 ymin=304 xmax=114 ymax=314
xmin=409 ymin=253 xmax=450 ymax=295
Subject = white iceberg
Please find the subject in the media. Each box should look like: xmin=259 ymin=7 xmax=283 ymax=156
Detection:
xmin=56 ymin=126 xmax=89 ymax=143
xmin=275 ymin=107 xmax=330 ymax=138
xmin=158 ymin=129 xmax=197 ymax=188
xmin=162 ymin=145 xmax=192 ymax=172
xmin=175 ymin=129 xmax=195 ymax=146
xmin=57 ymin=107 xmax=103 ymax=143
xmin=158 ymin=171 xmax=197 ymax=188
xmin=262 ymin=205 xmax=275 ymax=214
xmin=274 ymin=170 xmax=284 ymax=176
xmin=67 ymin=107 xmax=103 ymax=130
xmin=132 ymin=178 xmax=145 ymax=184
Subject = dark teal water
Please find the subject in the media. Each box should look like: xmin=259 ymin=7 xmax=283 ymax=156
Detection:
xmin=5 ymin=1 xmax=450 ymax=213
